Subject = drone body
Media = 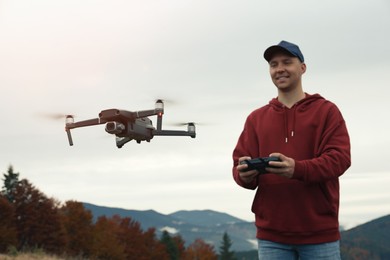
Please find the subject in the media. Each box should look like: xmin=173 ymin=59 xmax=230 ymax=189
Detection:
xmin=65 ymin=100 xmax=195 ymax=148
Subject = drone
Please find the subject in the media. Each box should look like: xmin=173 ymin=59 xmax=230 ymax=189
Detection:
xmin=65 ymin=99 xmax=196 ymax=148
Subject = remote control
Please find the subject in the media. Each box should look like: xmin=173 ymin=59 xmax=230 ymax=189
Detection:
xmin=239 ymin=157 xmax=281 ymax=174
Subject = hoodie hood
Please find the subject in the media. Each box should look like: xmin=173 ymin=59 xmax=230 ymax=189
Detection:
xmin=268 ymin=93 xmax=324 ymax=111
xmin=268 ymin=93 xmax=325 ymax=143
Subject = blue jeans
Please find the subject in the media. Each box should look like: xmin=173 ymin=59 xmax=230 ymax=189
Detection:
xmin=258 ymin=239 xmax=341 ymax=260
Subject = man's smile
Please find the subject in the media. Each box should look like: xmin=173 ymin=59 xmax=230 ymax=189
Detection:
xmin=275 ymin=75 xmax=289 ymax=81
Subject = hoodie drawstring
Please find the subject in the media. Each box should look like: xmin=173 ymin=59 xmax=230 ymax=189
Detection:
xmin=270 ymin=93 xmax=321 ymax=143
xmin=284 ymin=105 xmax=297 ymax=143
xmin=291 ymin=105 xmax=297 ymax=138
xmin=284 ymin=110 xmax=289 ymax=143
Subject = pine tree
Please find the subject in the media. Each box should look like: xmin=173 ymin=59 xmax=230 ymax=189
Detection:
xmin=160 ymin=230 xmax=180 ymax=260
xmin=1 ymin=165 xmax=20 ymax=203
xmin=218 ymin=232 xmax=237 ymax=260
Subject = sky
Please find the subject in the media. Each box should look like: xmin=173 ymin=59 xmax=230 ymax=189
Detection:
xmin=1 ymin=0 xmax=390 ymax=230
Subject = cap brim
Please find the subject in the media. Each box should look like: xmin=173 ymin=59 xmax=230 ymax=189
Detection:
xmin=263 ymin=45 xmax=294 ymax=62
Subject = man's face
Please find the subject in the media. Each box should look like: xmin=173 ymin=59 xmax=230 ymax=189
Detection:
xmin=268 ymin=52 xmax=306 ymax=91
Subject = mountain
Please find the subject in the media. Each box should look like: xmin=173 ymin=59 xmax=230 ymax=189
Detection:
xmin=83 ymin=202 xmax=390 ymax=257
xmin=83 ymin=202 xmax=257 ymax=251
xmin=82 ymin=203 xmax=176 ymax=228
xmin=170 ymin=209 xmax=245 ymax=227
xmin=340 ymin=214 xmax=390 ymax=259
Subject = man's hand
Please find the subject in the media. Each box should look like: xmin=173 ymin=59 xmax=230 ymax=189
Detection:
xmin=266 ymin=153 xmax=295 ymax=178
xmin=237 ymin=156 xmax=259 ymax=183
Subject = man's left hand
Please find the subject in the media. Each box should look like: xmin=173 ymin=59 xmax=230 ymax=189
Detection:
xmin=266 ymin=153 xmax=295 ymax=178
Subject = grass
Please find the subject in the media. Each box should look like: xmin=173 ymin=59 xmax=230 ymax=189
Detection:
xmin=0 ymin=253 xmax=65 ymax=260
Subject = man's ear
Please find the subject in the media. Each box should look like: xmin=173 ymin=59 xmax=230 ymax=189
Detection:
xmin=301 ymin=63 xmax=307 ymax=74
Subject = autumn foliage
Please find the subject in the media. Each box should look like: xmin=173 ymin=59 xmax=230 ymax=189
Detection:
xmin=0 ymin=166 xmax=218 ymax=259
xmin=0 ymin=196 xmax=17 ymax=252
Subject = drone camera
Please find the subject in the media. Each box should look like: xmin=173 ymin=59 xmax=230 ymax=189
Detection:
xmin=105 ymin=121 xmax=125 ymax=134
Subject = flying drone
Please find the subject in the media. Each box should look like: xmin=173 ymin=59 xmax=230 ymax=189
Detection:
xmin=65 ymin=99 xmax=196 ymax=148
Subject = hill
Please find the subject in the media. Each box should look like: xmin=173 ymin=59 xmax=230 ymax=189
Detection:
xmin=83 ymin=202 xmax=257 ymax=251
xmin=340 ymin=214 xmax=390 ymax=259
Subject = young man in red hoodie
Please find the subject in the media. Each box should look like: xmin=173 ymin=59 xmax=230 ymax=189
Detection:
xmin=232 ymin=41 xmax=351 ymax=259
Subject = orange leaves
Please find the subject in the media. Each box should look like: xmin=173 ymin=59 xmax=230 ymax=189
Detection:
xmin=1 ymin=167 xmax=219 ymax=259
xmin=184 ymin=239 xmax=218 ymax=260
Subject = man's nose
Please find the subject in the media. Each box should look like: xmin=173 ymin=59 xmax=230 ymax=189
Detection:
xmin=275 ymin=64 xmax=286 ymax=73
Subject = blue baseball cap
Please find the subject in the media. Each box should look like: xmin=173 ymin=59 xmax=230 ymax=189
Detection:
xmin=263 ymin=40 xmax=304 ymax=62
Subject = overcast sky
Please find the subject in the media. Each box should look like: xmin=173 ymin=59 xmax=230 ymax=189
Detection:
xmin=1 ymin=0 xmax=389 ymax=230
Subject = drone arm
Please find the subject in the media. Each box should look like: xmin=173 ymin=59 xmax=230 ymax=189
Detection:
xmin=153 ymin=129 xmax=196 ymax=138
xmin=66 ymin=118 xmax=107 ymax=129
xmin=135 ymin=100 xmax=164 ymax=119
xmin=66 ymin=129 xmax=73 ymax=146
xmin=65 ymin=118 xmax=107 ymax=146
xmin=135 ymin=109 xmax=160 ymax=118
xmin=98 ymin=109 xmax=159 ymax=121
xmin=157 ymin=113 xmax=162 ymax=131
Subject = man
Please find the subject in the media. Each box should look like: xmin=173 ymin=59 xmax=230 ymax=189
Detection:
xmin=232 ymin=41 xmax=351 ymax=259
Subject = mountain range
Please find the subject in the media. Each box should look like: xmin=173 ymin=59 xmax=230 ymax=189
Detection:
xmin=83 ymin=202 xmax=257 ymax=251
xmin=83 ymin=202 xmax=390 ymax=257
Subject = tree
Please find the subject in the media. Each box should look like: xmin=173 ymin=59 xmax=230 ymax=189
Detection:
xmin=218 ymin=232 xmax=237 ymax=260
xmin=115 ymin=215 xmax=145 ymax=258
xmin=1 ymin=165 xmax=20 ymax=203
xmin=160 ymin=230 xmax=186 ymax=260
xmin=13 ymin=179 xmax=66 ymax=253
xmin=91 ymin=215 xmax=127 ymax=260
xmin=172 ymin=234 xmax=186 ymax=259
xmin=91 ymin=215 xmax=169 ymax=260
xmin=184 ymin=239 xmax=218 ymax=260
xmin=60 ymin=201 xmax=94 ymax=257
xmin=139 ymin=227 xmax=170 ymax=260
xmin=117 ymin=217 xmax=169 ymax=260
xmin=0 ymin=195 xmax=17 ymax=252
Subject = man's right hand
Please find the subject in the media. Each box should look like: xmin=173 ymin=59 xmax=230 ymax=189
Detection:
xmin=237 ymin=156 xmax=259 ymax=183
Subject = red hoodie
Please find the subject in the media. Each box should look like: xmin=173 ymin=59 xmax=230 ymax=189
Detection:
xmin=232 ymin=93 xmax=351 ymax=244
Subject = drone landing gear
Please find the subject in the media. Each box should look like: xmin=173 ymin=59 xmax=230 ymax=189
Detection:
xmin=115 ymin=136 xmax=151 ymax=148
xmin=116 ymin=137 xmax=132 ymax=149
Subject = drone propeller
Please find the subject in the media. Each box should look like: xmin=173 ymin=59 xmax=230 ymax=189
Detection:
xmin=170 ymin=122 xmax=201 ymax=127
xmin=154 ymin=98 xmax=178 ymax=106
xmin=40 ymin=113 xmax=75 ymax=120
xmin=168 ymin=122 xmax=197 ymax=133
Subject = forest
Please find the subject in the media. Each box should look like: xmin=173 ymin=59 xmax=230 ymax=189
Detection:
xmin=0 ymin=166 xmax=237 ymax=260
